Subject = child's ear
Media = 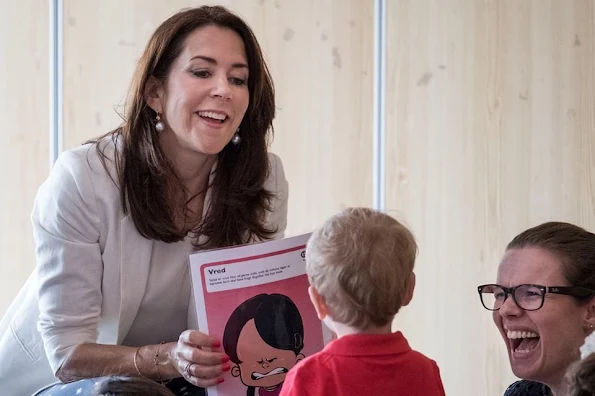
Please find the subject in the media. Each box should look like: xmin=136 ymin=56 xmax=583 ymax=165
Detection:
xmin=296 ymin=353 xmax=305 ymax=363
xmin=402 ymin=272 xmax=416 ymax=307
xmin=144 ymin=76 xmax=164 ymax=114
xmin=308 ymin=286 xmax=328 ymax=320
xmin=231 ymin=365 xmax=241 ymax=377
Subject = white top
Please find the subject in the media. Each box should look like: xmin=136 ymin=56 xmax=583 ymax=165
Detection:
xmin=122 ymin=236 xmax=194 ymax=347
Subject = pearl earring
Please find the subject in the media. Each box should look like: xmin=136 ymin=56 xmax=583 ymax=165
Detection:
xmin=231 ymin=129 xmax=241 ymax=145
xmin=155 ymin=113 xmax=165 ymax=132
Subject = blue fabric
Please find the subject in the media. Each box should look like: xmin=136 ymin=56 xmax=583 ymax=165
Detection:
xmin=35 ymin=378 xmax=99 ymax=395
xmin=503 ymin=380 xmax=551 ymax=396
xmin=34 ymin=377 xmax=205 ymax=396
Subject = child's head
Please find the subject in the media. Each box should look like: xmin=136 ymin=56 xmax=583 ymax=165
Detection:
xmin=306 ymin=207 xmax=417 ymax=330
xmin=91 ymin=376 xmax=175 ymax=396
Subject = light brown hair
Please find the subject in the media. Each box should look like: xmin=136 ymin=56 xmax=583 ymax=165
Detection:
xmin=91 ymin=5 xmax=277 ymax=249
xmin=306 ymin=207 xmax=418 ymax=329
xmin=507 ymin=222 xmax=595 ymax=291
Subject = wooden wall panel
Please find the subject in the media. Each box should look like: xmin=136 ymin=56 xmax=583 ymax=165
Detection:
xmin=385 ymin=0 xmax=595 ymax=394
xmin=0 ymin=1 xmax=49 ymax=316
xmin=62 ymin=0 xmax=198 ymax=150
xmin=62 ymin=0 xmax=374 ymax=236
xmin=3 ymin=1 xmax=593 ymax=393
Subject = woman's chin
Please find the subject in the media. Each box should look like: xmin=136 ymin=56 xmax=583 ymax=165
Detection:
xmin=190 ymin=141 xmax=229 ymax=156
xmin=508 ymin=339 xmax=542 ymax=379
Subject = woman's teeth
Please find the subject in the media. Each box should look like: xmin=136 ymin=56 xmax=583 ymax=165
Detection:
xmin=507 ymin=330 xmax=540 ymax=354
xmin=507 ymin=330 xmax=538 ymax=339
xmin=198 ymin=111 xmax=227 ymax=121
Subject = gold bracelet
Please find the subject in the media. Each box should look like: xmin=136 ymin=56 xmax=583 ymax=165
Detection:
xmin=133 ymin=347 xmax=145 ymax=378
xmin=154 ymin=341 xmax=166 ymax=383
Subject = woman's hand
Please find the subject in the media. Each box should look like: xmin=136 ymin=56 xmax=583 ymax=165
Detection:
xmin=170 ymin=330 xmax=231 ymax=388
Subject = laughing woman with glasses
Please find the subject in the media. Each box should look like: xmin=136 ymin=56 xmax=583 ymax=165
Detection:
xmin=478 ymin=222 xmax=595 ymax=396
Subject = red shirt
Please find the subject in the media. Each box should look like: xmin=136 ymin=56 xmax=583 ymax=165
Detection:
xmin=280 ymin=331 xmax=446 ymax=396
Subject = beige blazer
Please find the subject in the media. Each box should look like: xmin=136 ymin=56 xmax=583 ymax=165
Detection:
xmin=0 ymin=141 xmax=288 ymax=396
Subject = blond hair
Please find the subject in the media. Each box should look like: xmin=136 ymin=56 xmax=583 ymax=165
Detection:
xmin=306 ymin=207 xmax=417 ymax=329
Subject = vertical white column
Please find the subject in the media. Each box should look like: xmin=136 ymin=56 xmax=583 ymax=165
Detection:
xmin=50 ymin=0 xmax=63 ymax=167
xmin=373 ymin=0 xmax=387 ymax=211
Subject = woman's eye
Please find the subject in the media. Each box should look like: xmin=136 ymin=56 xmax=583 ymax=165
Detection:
xmin=230 ymin=77 xmax=247 ymax=86
xmin=524 ymin=291 xmax=540 ymax=298
xmin=494 ymin=292 xmax=505 ymax=300
xmin=192 ymin=70 xmax=210 ymax=78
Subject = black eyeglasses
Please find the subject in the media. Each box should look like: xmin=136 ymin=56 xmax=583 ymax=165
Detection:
xmin=477 ymin=284 xmax=595 ymax=311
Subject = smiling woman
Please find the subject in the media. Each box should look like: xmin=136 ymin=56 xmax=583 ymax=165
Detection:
xmin=478 ymin=222 xmax=595 ymax=396
xmin=147 ymin=25 xmax=251 ymax=159
xmin=0 ymin=5 xmax=288 ymax=396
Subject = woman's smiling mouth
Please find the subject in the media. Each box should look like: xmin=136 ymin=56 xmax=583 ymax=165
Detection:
xmin=507 ymin=329 xmax=540 ymax=356
xmin=197 ymin=110 xmax=228 ymax=123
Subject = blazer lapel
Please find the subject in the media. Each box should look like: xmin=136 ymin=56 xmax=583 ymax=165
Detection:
xmin=117 ymin=216 xmax=153 ymax=343
xmin=186 ymin=164 xmax=216 ymax=330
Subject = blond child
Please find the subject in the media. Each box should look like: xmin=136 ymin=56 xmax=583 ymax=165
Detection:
xmin=280 ymin=207 xmax=445 ymax=396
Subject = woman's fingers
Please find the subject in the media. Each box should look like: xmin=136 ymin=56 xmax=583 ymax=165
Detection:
xmin=179 ymin=329 xmax=221 ymax=349
xmin=174 ymin=329 xmax=231 ymax=387
xmin=177 ymin=345 xmax=229 ymax=366
xmin=187 ymin=362 xmax=231 ymax=380
xmin=182 ymin=362 xmax=230 ymax=388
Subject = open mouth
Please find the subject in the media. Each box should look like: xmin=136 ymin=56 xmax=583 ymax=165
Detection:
xmin=251 ymin=367 xmax=288 ymax=381
xmin=197 ymin=110 xmax=228 ymax=123
xmin=507 ymin=330 xmax=540 ymax=355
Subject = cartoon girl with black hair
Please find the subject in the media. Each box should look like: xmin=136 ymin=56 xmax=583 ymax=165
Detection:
xmin=223 ymin=293 xmax=305 ymax=396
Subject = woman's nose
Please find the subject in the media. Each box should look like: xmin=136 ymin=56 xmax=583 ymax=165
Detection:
xmin=210 ymin=76 xmax=232 ymax=99
xmin=498 ymin=294 xmax=523 ymax=316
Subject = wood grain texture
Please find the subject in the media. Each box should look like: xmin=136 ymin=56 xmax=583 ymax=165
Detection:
xmin=385 ymin=0 xmax=595 ymax=394
xmin=0 ymin=0 xmax=49 ymax=316
xmin=62 ymin=0 xmax=374 ymax=236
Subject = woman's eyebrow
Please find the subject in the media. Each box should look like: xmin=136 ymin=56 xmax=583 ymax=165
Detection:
xmin=190 ymin=55 xmax=248 ymax=70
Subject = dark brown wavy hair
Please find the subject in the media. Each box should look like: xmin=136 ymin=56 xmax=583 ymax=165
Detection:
xmin=90 ymin=5 xmax=277 ymax=249
xmin=507 ymin=222 xmax=595 ymax=291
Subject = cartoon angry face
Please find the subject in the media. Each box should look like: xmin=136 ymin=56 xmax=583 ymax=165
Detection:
xmin=231 ymin=319 xmax=302 ymax=388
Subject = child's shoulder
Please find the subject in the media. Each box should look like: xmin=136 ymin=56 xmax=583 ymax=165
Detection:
xmin=288 ymin=349 xmax=334 ymax=380
xmin=296 ymin=349 xmax=333 ymax=369
xmin=407 ymin=348 xmax=439 ymax=363
xmin=403 ymin=346 xmax=442 ymax=377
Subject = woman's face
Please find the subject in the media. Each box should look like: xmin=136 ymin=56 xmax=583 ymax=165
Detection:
xmin=493 ymin=246 xmax=591 ymax=387
xmin=151 ymin=24 xmax=250 ymax=156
